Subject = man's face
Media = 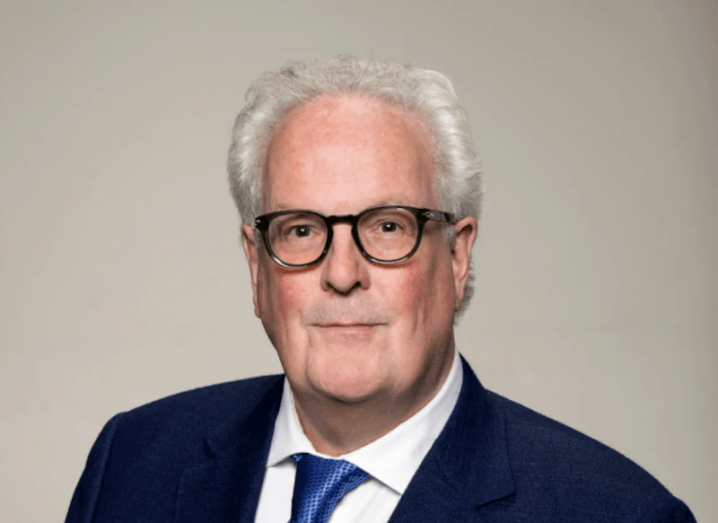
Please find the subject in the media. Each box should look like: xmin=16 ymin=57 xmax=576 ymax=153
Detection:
xmin=243 ymin=95 xmax=476 ymax=416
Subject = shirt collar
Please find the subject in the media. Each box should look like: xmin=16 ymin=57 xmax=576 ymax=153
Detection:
xmin=266 ymin=349 xmax=463 ymax=494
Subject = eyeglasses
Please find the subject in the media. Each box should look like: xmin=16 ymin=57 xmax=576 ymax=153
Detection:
xmin=254 ymin=205 xmax=456 ymax=268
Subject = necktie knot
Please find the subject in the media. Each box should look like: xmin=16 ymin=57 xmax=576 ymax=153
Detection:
xmin=289 ymin=453 xmax=370 ymax=523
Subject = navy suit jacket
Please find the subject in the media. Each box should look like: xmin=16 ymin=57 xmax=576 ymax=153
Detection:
xmin=66 ymin=358 xmax=695 ymax=522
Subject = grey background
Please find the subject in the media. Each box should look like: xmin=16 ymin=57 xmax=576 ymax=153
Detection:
xmin=1 ymin=0 xmax=715 ymax=521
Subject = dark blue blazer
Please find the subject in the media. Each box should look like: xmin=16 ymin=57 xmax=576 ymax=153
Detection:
xmin=66 ymin=358 xmax=695 ymax=522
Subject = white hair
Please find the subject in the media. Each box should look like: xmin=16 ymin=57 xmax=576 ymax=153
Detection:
xmin=227 ymin=55 xmax=483 ymax=317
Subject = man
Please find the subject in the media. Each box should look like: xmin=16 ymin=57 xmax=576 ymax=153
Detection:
xmin=66 ymin=56 xmax=695 ymax=522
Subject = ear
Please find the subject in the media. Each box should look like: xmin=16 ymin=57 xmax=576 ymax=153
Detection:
xmin=450 ymin=217 xmax=478 ymax=311
xmin=241 ymin=223 xmax=262 ymax=318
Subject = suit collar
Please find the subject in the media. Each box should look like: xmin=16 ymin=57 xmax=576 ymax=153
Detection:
xmin=267 ymin=349 xmax=464 ymax=495
xmin=172 ymin=357 xmax=515 ymax=523
xmin=388 ymin=356 xmax=516 ymax=522
xmin=173 ymin=376 xmax=284 ymax=523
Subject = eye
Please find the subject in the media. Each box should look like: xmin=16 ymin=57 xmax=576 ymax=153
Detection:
xmin=289 ymin=225 xmax=313 ymax=238
xmin=380 ymin=221 xmax=400 ymax=233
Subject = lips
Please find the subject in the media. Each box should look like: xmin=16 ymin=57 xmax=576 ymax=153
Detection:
xmin=313 ymin=322 xmax=385 ymax=337
xmin=318 ymin=322 xmax=381 ymax=328
xmin=314 ymin=317 xmax=387 ymax=328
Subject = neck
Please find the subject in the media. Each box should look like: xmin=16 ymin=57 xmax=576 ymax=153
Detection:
xmin=291 ymin=348 xmax=455 ymax=457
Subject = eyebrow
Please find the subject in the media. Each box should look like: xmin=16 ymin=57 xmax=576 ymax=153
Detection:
xmin=270 ymin=197 xmax=417 ymax=212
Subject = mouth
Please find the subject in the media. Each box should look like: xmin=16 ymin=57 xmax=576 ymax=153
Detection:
xmin=316 ymin=322 xmax=381 ymax=328
xmin=320 ymin=321 xmax=380 ymax=326
xmin=313 ymin=322 xmax=385 ymax=335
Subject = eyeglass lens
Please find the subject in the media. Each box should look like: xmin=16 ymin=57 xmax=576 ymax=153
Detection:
xmin=267 ymin=208 xmax=419 ymax=265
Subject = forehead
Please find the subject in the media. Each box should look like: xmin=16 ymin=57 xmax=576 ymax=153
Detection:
xmin=262 ymin=95 xmax=436 ymax=213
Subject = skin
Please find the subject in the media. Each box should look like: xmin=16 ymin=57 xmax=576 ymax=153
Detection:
xmin=242 ymin=94 xmax=477 ymax=456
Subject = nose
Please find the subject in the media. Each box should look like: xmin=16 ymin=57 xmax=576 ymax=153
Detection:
xmin=320 ymin=224 xmax=370 ymax=294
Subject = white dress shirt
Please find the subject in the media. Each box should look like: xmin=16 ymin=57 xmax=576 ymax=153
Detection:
xmin=254 ymin=349 xmax=463 ymax=523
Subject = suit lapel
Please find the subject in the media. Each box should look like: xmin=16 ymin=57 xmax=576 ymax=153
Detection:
xmin=171 ymin=358 xmax=514 ymax=523
xmin=388 ymin=357 xmax=516 ymax=523
xmin=173 ymin=377 xmax=284 ymax=523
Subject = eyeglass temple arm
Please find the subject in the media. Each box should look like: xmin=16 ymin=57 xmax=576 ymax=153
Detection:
xmin=422 ymin=210 xmax=456 ymax=224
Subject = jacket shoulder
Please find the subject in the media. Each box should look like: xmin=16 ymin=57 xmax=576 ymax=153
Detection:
xmin=106 ymin=375 xmax=283 ymax=472
xmin=66 ymin=375 xmax=284 ymax=523
xmin=120 ymin=374 xmax=284 ymax=432
xmin=487 ymin=390 xmax=687 ymax=517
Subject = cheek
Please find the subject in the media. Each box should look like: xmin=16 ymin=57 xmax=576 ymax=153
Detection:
xmin=257 ymin=263 xmax=312 ymax=334
xmin=273 ymin=274 xmax=305 ymax=311
xmin=394 ymin=250 xmax=455 ymax=324
xmin=383 ymin=260 xmax=437 ymax=319
xmin=257 ymin=250 xmax=294 ymax=309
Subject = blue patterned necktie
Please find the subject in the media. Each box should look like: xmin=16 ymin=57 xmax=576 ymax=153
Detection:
xmin=289 ymin=453 xmax=370 ymax=523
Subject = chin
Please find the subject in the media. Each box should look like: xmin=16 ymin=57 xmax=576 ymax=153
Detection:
xmin=309 ymin=359 xmax=387 ymax=404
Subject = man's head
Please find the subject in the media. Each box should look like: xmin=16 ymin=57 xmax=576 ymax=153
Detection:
xmin=228 ymin=56 xmax=481 ymax=437
xmin=228 ymin=56 xmax=483 ymax=312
